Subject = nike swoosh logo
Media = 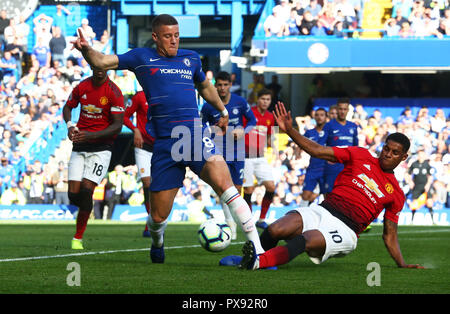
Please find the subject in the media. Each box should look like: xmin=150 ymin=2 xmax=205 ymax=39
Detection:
xmin=119 ymin=210 xmax=148 ymax=222
xmin=149 ymin=58 xmax=160 ymax=62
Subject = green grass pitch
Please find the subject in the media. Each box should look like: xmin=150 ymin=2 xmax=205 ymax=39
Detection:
xmin=0 ymin=221 xmax=449 ymax=294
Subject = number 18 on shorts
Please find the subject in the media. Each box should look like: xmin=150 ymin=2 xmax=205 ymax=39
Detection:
xmin=68 ymin=151 xmax=112 ymax=185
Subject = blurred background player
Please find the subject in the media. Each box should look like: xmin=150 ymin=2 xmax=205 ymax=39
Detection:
xmin=405 ymin=147 xmax=434 ymax=224
xmin=63 ymin=68 xmax=125 ymax=250
xmin=299 ymin=107 xmax=327 ymax=207
xmin=71 ymin=14 xmax=265 ymax=262
xmin=124 ymin=90 xmax=155 ymax=237
xmin=243 ymin=89 xmax=276 ymax=229
xmin=322 ymin=98 xmax=359 ymax=196
xmin=201 ymin=70 xmax=257 ymax=240
xmin=239 ymin=102 xmax=424 ymax=271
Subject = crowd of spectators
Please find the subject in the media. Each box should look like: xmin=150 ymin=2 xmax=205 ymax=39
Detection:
xmin=263 ymin=0 xmax=364 ymax=38
xmin=0 ymin=5 xmax=135 ymax=206
xmin=384 ymin=0 xmax=450 ymax=38
xmin=0 ymin=5 xmax=448 ymax=222
xmin=262 ymin=0 xmax=450 ymax=38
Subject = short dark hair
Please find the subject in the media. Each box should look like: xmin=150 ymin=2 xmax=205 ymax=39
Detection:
xmin=257 ymin=88 xmax=272 ymax=99
xmin=315 ymin=107 xmax=327 ymax=114
xmin=337 ymin=97 xmax=350 ymax=105
xmin=152 ymin=14 xmax=178 ymax=32
xmin=386 ymin=132 xmax=410 ymax=153
xmin=215 ymin=71 xmax=231 ymax=82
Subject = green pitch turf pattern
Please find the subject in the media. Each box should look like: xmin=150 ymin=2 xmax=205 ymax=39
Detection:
xmin=0 ymin=221 xmax=449 ymax=294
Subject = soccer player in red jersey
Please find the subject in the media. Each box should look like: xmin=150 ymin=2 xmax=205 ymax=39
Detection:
xmin=242 ymin=89 xmax=276 ymax=229
xmin=239 ymin=102 xmax=425 ymax=270
xmin=63 ymin=68 xmax=125 ymax=250
xmin=124 ymin=90 xmax=155 ymax=237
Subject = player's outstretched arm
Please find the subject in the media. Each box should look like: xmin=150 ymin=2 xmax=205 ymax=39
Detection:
xmin=274 ymin=102 xmax=337 ymax=163
xmin=71 ymin=28 xmax=119 ymax=70
xmin=382 ymin=219 xmax=425 ymax=269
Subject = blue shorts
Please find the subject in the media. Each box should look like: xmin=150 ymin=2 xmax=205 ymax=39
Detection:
xmin=323 ymin=163 xmax=344 ymax=193
xmin=303 ymin=168 xmax=325 ymax=193
xmin=227 ymin=160 xmax=245 ymax=186
xmin=150 ymin=133 xmax=218 ymax=191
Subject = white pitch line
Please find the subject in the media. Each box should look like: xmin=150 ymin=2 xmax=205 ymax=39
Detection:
xmin=1 ymin=228 xmax=448 ymax=263
xmin=0 ymin=242 xmax=245 ymax=263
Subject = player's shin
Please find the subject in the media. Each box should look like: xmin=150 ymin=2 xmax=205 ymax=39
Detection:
xmin=285 ymin=234 xmax=306 ymax=262
xmin=221 ymin=202 xmax=237 ymax=240
xmin=73 ymin=188 xmax=94 ymax=240
xmin=259 ymin=191 xmax=274 ymax=221
xmin=146 ymin=214 xmax=167 ymax=248
xmin=258 ymin=235 xmax=305 ymax=268
xmin=243 ymin=193 xmax=252 ymax=211
xmin=220 ymin=186 xmax=264 ymax=254
xmin=143 ymin=188 xmax=151 ymax=232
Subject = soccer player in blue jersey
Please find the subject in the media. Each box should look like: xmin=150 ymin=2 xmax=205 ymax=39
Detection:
xmin=201 ymin=71 xmax=257 ymax=240
xmin=71 ymin=14 xmax=265 ymax=262
xmin=322 ymin=98 xmax=359 ymax=196
xmin=299 ymin=107 xmax=327 ymax=207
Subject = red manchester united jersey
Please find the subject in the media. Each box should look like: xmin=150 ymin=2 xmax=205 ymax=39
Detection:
xmin=324 ymin=146 xmax=405 ymax=234
xmin=244 ymin=107 xmax=275 ymax=158
xmin=124 ymin=91 xmax=154 ymax=147
xmin=66 ymin=77 xmax=124 ymax=149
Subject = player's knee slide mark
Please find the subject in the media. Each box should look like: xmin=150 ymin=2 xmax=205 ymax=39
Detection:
xmin=68 ymin=192 xmax=81 ymax=208
xmin=79 ymin=187 xmax=94 ymax=212
xmin=285 ymin=235 xmax=306 ymax=262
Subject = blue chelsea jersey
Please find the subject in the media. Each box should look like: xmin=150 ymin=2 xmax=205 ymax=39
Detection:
xmin=322 ymin=119 xmax=359 ymax=148
xmin=201 ymin=93 xmax=256 ymax=161
xmin=304 ymin=127 xmax=326 ymax=170
xmin=322 ymin=119 xmax=359 ymax=173
xmin=117 ymin=48 xmax=206 ymax=138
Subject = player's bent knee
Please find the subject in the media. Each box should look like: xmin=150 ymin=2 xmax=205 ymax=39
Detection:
xmin=303 ymin=230 xmax=326 ymax=257
xmin=68 ymin=192 xmax=81 ymax=207
xmin=149 ymin=211 xmax=169 ymax=224
xmin=78 ymin=187 xmax=94 ymax=212
xmin=269 ymin=211 xmax=303 ymax=239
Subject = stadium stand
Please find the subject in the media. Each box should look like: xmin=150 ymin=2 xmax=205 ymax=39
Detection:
xmin=0 ymin=1 xmax=448 ymax=219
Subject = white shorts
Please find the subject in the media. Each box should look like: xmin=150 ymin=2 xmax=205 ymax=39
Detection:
xmin=134 ymin=147 xmax=152 ymax=179
xmin=242 ymin=157 xmax=274 ymax=187
xmin=68 ymin=150 xmax=112 ymax=185
xmin=293 ymin=204 xmax=358 ymax=264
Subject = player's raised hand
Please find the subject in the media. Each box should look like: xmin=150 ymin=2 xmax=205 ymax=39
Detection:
xmin=71 ymin=28 xmax=90 ymax=52
xmin=273 ymin=101 xmax=293 ymax=133
xmin=216 ymin=115 xmax=229 ymax=135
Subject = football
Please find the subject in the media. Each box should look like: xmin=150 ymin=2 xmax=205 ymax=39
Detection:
xmin=197 ymin=220 xmax=232 ymax=252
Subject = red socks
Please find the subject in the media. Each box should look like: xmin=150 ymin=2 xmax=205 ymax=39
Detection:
xmin=74 ymin=210 xmax=91 ymax=240
xmin=259 ymin=246 xmax=290 ymax=268
xmin=260 ymin=191 xmax=274 ymax=220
